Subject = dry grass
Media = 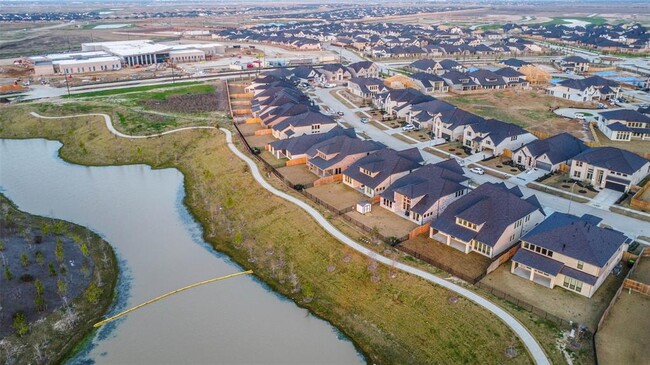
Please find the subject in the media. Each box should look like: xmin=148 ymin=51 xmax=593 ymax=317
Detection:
xmin=276 ymin=165 xmax=319 ymax=186
xmin=592 ymin=128 xmax=650 ymax=157
xmin=401 ymin=236 xmax=493 ymax=281
xmin=596 ymin=292 xmax=650 ymax=365
xmin=446 ymin=89 xmax=585 ymax=137
xmin=0 ymin=104 xmax=543 ymax=365
xmin=306 ymin=183 xmax=365 ymax=211
xmin=392 ymin=133 xmax=418 ymax=144
xmin=344 ymin=206 xmax=418 ymax=238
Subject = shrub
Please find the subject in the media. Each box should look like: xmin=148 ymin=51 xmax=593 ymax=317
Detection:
xmin=48 ymin=262 xmax=57 ymax=276
xmin=13 ymin=311 xmax=29 ymax=336
xmin=84 ymin=282 xmax=102 ymax=304
xmin=4 ymin=265 xmax=13 ymax=280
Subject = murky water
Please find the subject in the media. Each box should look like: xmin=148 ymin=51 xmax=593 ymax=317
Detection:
xmin=0 ymin=138 xmax=364 ymax=365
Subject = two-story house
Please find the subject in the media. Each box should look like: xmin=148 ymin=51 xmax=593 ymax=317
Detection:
xmin=268 ymin=127 xmax=357 ymax=160
xmin=596 ymin=109 xmax=650 ymax=142
xmin=430 ymin=182 xmax=546 ymax=258
xmin=306 ymin=135 xmax=385 ymax=177
xmin=381 ymin=159 xmax=468 ymax=225
xmin=442 ymin=71 xmax=480 ymax=92
xmin=433 ymin=108 xmax=485 ymax=142
xmin=409 ymin=72 xmax=449 ymax=94
xmin=343 ymin=147 xmax=423 ymax=197
xmin=346 ymin=61 xmax=380 ymax=78
xmin=463 ymin=119 xmax=537 ymax=156
xmin=547 ymin=76 xmax=621 ymax=103
xmin=271 ymin=110 xmax=339 ymax=139
xmin=406 ymin=99 xmax=457 ymax=132
xmin=319 ymin=63 xmax=352 ymax=83
xmin=511 ymin=212 xmax=630 ymax=298
xmin=512 ymin=132 xmax=589 ymax=171
xmin=569 ymin=147 xmax=650 ymax=192
xmin=468 ymin=69 xmax=507 ymax=90
xmin=347 ymin=77 xmax=390 ymax=99
xmin=494 ymin=67 xmax=529 ymax=88
xmin=557 ymin=55 xmax=590 ymax=73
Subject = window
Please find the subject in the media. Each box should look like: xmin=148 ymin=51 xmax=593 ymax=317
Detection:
xmin=456 ymin=218 xmax=478 ymax=231
xmin=525 ymin=214 xmax=531 ymax=222
xmin=577 ymin=261 xmax=584 ymax=270
xmin=311 ymin=124 xmax=320 ymax=131
xmin=573 ymin=171 xmax=581 ymax=178
xmin=563 ymin=277 xmax=583 ymax=293
xmin=473 ymin=240 xmax=492 ymax=256
xmin=510 ymin=135 xmax=518 ymax=141
xmin=514 ymin=219 xmax=522 ymax=228
xmin=576 ymin=161 xmax=583 ymax=167
xmin=402 ymin=197 xmax=411 ymax=210
xmin=455 ymin=190 xmax=464 ymax=197
xmin=360 ymin=168 xmax=372 ymax=176
xmin=509 ymin=233 xmax=516 ymax=241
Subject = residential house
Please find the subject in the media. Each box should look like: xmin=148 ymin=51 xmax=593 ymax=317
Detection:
xmin=306 ymin=135 xmax=385 ymax=177
xmin=596 ymin=109 xmax=650 ymax=142
xmin=346 ymin=61 xmax=380 ymax=78
xmin=291 ymin=66 xmax=326 ymax=84
xmin=512 ymin=133 xmax=589 ymax=171
xmin=409 ymin=72 xmax=449 ymax=94
xmin=381 ymin=159 xmax=469 ymax=225
xmin=494 ymin=67 xmax=529 ymax=88
xmin=511 ymin=212 xmax=630 ymax=298
xmin=432 ymin=108 xmax=485 ymax=141
xmin=430 ymin=182 xmax=546 ymax=258
xmin=347 ymin=77 xmax=389 ymax=99
xmin=442 ymin=71 xmax=480 ymax=92
xmin=320 ymin=63 xmax=352 ymax=83
xmin=271 ymin=110 xmax=338 ymax=139
xmin=569 ymin=147 xmax=650 ymax=192
xmin=372 ymin=88 xmax=432 ymax=117
xmin=547 ymin=76 xmax=621 ymax=103
xmin=557 ymin=56 xmax=590 ymax=73
xmin=406 ymin=58 xmax=463 ymax=75
xmin=501 ymin=58 xmax=531 ymax=70
xmin=268 ymin=127 xmax=357 ymax=160
xmin=343 ymin=148 xmax=423 ymax=197
xmin=463 ymin=119 xmax=537 ymax=156
xmin=406 ymin=99 xmax=457 ymax=131
xmin=468 ymin=69 xmax=507 ymax=90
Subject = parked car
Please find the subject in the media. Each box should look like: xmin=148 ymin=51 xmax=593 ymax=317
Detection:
xmin=360 ymin=117 xmax=369 ymax=124
xmin=597 ymin=103 xmax=608 ymax=109
xmin=639 ymin=103 xmax=649 ymax=109
xmin=325 ymin=83 xmax=337 ymax=88
xmin=336 ymin=111 xmax=345 ymax=116
xmin=574 ymin=112 xmax=586 ymax=120
xmin=402 ymin=124 xmax=415 ymax=131
xmin=469 ymin=167 xmax=485 ymax=175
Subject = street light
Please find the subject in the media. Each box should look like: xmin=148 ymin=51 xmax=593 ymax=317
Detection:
xmin=567 ymin=181 xmax=578 ymax=214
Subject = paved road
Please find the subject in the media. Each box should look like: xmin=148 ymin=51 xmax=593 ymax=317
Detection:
xmin=219 ymin=127 xmax=552 ymax=365
xmin=312 ymin=87 xmax=650 ymax=240
xmin=28 ymin=110 xmax=551 ymax=365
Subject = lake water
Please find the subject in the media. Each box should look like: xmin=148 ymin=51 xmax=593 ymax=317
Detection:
xmin=0 ymin=138 xmax=364 ymax=365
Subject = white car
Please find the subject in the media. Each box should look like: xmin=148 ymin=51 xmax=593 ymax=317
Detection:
xmin=360 ymin=117 xmax=369 ymax=124
xmin=325 ymin=83 xmax=337 ymax=88
xmin=574 ymin=112 xmax=586 ymax=120
xmin=402 ymin=124 xmax=415 ymax=131
xmin=470 ymin=167 xmax=485 ymax=175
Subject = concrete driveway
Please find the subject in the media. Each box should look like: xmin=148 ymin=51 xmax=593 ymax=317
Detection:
xmin=589 ymin=188 xmax=624 ymax=209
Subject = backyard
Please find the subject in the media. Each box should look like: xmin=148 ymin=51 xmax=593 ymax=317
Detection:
xmin=446 ymin=89 xmax=585 ymax=137
xmin=305 ymin=183 xmax=365 ymax=211
xmin=343 ymin=205 xmax=418 ymax=239
xmin=596 ymin=292 xmax=649 ymax=365
xmin=593 ymin=128 xmax=650 ymax=157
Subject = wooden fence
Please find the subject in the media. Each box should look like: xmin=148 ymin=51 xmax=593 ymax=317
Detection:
xmin=623 ymin=279 xmax=650 ymax=295
xmin=313 ymin=174 xmax=342 ymax=187
xmin=631 ymin=183 xmax=650 ymax=211
xmin=397 ymin=245 xmax=485 ymax=284
xmin=285 ymin=157 xmax=307 ymax=166
xmin=254 ymin=129 xmax=272 ymax=136
xmin=408 ymin=223 xmax=430 ymax=240
xmin=486 ymin=245 xmax=519 ymax=275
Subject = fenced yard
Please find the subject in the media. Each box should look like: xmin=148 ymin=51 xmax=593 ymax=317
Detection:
xmin=305 ymin=183 xmax=365 ymax=211
xmin=481 ymin=263 xmax=629 ymax=328
xmin=399 ymin=236 xmax=492 ymax=283
xmin=344 ymin=205 xmax=417 ymax=239
xmin=276 ymin=165 xmax=318 ymax=186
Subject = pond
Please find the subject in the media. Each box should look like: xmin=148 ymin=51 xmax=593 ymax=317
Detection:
xmin=0 ymin=138 xmax=364 ymax=364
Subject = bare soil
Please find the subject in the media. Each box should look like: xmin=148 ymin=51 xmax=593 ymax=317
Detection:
xmin=306 ymin=183 xmax=365 ymax=211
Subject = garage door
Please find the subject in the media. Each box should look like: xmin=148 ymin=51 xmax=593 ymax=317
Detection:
xmin=535 ymin=161 xmax=552 ymax=171
xmin=605 ymin=181 xmax=626 ymax=192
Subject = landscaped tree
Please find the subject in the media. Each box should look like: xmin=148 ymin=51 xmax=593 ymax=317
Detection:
xmin=20 ymin=253 xmax=29 ymax=267
xmin=34 ymin=279 xmax=44 ymax=296
xmin=55 ymin=238 xmax=64 ymax=262
xmin=35 ymin=251 xmax=45 ymax=265
xmin=48 ymin=262 xmax=57 ymax=277
xmin=84 ymin=282 xmax=102 ymax=304
xmin=0 ymin=239 xmax=4 ymax=251
xmin=4 ymin=264 xmax=13 ymax=281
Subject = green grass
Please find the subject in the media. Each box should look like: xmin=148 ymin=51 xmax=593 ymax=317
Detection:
xmin=0 ymin=105 xmax=549 ymax=365
xmin=127 ymin=84 xmax=215 ymax=101
xmin=538 ymin=17 xmax=607 ymax=26
xmin=65 ymin=81 xmax=201 ymax=98
xmin=477 ymin=24 xmax=503 ymax=31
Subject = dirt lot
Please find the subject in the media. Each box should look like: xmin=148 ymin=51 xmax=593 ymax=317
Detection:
xmin=593 ymin=128 xmax=650 ymax=158
xmin=629 ymin=255 xmax=650 ymax=284
xmin=245 ymin=134 xmax=276 ymax=148
xmin=446 ymin=89 xmax=585 ymax=137
xmin=481 ymin=263 xmax=628 ymax=328
xmin=306 ymin=182 xmax=365 ymax=211
xmin=401 ymin=236 xmax=492 ymax=281
xmin=344 ymin=205 xmax=417 ymax=238
xmin=276 ymin=165 xmax=318 ymax=186
xmin=596 ymin=292 xmax=650 ymax=365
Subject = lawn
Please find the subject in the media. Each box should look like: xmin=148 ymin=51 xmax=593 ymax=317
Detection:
xmin=392 ymin=133 xmax=418 ymax=144
xmin=66 ymin=81 xmax=201 ymax=98
xmin=537 ymin=173 xmax=599 ymax=199
xmin=446 ymin=90 xmax=585 ymax=137
xmin=593 ymin=128 xmax=650 ymax=157
xmin=0 ymin=104 xmax=547 ymax=365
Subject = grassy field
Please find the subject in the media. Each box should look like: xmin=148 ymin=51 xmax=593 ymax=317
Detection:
xmin=0 ymin=194 xmax=118 ymax=364
xmin=446 ymin=90 xmax=585 ymax=137
xmin=0 ymin=104 xmax=547 ymax=365
xmin=66 ymin=81 xmax=202 ymax=98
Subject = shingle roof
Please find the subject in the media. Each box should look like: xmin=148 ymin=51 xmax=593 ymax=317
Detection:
xmin=558 ymin=75 xmax=619 ymax=91
xmin=516 ymin=132 xmax=588 ymax=165
xmin=343 ymin=148 xmax=423 ymax=189
xmin=431 ymin=182 xmax=544 ymax=247
xmin=269 ymin=127 xmax=357 ymax=156
xmin=599 ymin=109 xmax=650 ymax=123
xmin=381 ymin=159 xmax=468 ymax=215
xmin=521 ymin=212 xmax=629 ymax=267
xmin=572 ymin=147 xmax=649 ymax=174
xmin=563 ymin=55 xmax=590 ymax=64
xmin=471 ymin=119 xmax=530 ymax=145
xmin=502 ymin=58 xmax=531 ymax=68
xmin=307 ymin=136 xmax=385 ymax=170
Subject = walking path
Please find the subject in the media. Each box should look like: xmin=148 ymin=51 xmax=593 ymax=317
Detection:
xmin=29 ymin=111 xmax=550 ymax=365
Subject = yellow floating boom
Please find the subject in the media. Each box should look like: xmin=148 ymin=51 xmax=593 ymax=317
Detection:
xmin=94 ymin=270 xmax=253 ymax=328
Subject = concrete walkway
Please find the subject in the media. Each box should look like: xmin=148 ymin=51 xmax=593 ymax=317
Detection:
xmin=30 ymin=111 xmax=550 ymax=365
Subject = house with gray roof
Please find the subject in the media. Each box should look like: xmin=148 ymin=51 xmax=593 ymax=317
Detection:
xmin=433 ymin=108 xmax=485 ymax=141
xmin=463 ymin=119 xmax=537 ymax=156
xmin=406 ymin=99 xmax=457 ymax=131
xmin=468 ymin=69 xmax=507 ymax=89
xmin=557 ymin=55 xmax=590 ymax=73
xmin=494 ymin=67 xmax=529 ymax=88
xmin=501 ymin=58 xmax=531 ymax=70
xmin=268 ymin=127 xmax=357 ymax=160
xmin=441 ymin=70 xmax=480 ymax=92
xmin=347 ymin=77 xmax=389 ymax=99
xmin=271 ymin=110 xmax=339 ymax=139
xmin=346 ymin=61 xmax=379 ymax=78
xmin=511 ymin=212 xmax=630 ymax=298
xmin=381 ymin=159 xmax=469 ymax=225
xmin=306 ymin=135 xmax=385 ymax=177
xmin=430 ymin=182 xmax=545 ymax=258
xmin=319 ymin=63 xmax=352 ymax=83
xmin=569 ymin=147 xmax=650 ymax=192
xmin=596 ymin=109 xmax=650 ymax=142
xmin=409 ymin=72 xmax=449 ymax=94
xmin=512 ymin=133 xmax=588 ymax=171
xmin=343 ymin=147 xmax=423 ymax=197
xmin=547 ymin=76 xmax=621 ymax=103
